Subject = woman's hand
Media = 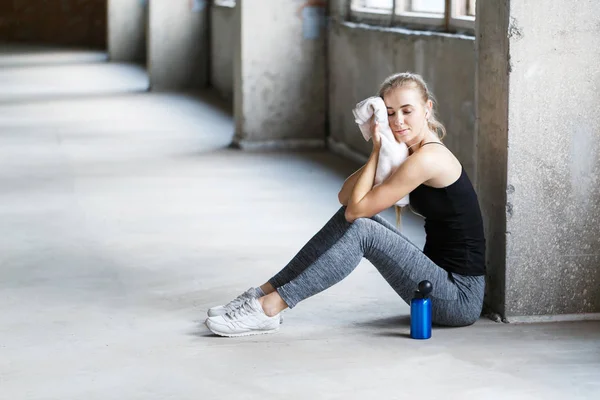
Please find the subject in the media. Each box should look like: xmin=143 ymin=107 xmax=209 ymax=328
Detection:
xmin=370 ymin=119 xmax=382 ymax=152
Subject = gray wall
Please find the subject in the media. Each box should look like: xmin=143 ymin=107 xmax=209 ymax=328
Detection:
xmin=148 ymin=0 xmax=209 ymax=91
xmin=210 ymin=3 xmax=235 ymax=101
xmin=233 ymin=0 xmax=327 ymax=149
xmin=477 ymin=0 xmax=600 ymax=319
xmin=108 ymin=0 xmax=147 ymax=63
xmin=328 ymin=21 xmax=477 ymax=181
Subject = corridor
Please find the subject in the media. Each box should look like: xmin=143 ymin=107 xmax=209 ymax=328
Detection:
xmin=1 ymin=46 xmax=599 ymax=400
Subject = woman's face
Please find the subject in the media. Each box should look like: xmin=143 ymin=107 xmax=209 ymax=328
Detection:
xmin=383 ymin=86 xmax=429 ymax=145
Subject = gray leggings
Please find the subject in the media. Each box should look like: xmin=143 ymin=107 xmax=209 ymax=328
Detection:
xmin=268 ymin=207 xmax=485 ymax=327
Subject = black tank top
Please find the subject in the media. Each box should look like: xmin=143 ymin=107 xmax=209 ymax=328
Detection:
xmin=409 ymin=144 xmax=486 ymax=276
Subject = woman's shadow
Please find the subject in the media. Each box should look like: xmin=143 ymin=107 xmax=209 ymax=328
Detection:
xmin=353 ymin=315 xmax=413 ymax=338
xmin=190 ymin=314 xmax=457 ymax=339
xmin=189 ymin=315 xmax=414 ymax=339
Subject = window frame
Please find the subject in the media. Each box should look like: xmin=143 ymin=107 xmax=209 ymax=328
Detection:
xmin=349 ymin=0 xmax=475 ymax=34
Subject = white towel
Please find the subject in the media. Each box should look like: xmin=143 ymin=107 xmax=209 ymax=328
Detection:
xmin=352 ymin=96 xmax=409 ymax=207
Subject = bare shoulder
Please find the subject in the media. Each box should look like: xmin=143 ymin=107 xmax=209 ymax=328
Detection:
xmin=416 ymin=143 xmax=462 ymax=187
xmin=407 ymin=142 xmax=449 ymax=169
xmin=387 ymin=146 xmax=438 ymax=186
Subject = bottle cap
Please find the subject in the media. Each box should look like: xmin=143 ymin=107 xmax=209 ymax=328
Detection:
xmin=415 ymin=280 xmax=433 ymax=299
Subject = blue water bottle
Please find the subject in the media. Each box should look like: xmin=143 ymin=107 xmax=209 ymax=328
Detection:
xmin=410 ymin=280 xmax=433 ymax=339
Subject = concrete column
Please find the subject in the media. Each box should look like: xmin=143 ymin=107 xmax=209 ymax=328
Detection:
xmin=476 ymin=0 xmax=600 ymax=321
xmin=148 ymin=0 xmax=209 ymax=91
xmin=233 ymin=0 xmax=327 ymax=150
xmin=210 ymin=3 xmax=236 ymax=101
xmin=329 ymin=0 xmax=350 ymax=19
xmin=108 ymin=0 xmax=148 ymax=63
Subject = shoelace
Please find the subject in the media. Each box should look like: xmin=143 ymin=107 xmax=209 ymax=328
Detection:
xmin=225 ymin=300 xmax=256 ymax=320
xmin=224 ymin=293 xmax=249 ymax=312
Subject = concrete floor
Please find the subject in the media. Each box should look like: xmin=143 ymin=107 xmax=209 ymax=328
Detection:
xmin=1 ymin=46 xmax=599 ymax=400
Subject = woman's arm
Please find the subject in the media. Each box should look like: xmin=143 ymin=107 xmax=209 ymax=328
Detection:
xmin=343 ymin=121 xmax=383 ymax=221
xmin=345 ymin=148 xmax=379 ymax=221
xmin=337 ymin=165 xmax=365 ymax=206
xmin=345 ymin=152 xmax=435 ymax=222
xmin=339 ymin=120 xmax=382 ymax=208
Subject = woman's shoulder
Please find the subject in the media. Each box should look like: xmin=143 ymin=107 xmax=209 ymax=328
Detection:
xmin=411 ymin=142 xmax=453 ymax=167
xmin=417 ymin=142 xmax=458 ymax=162
xmin=413 ymin=142 xmax=462 ymax=187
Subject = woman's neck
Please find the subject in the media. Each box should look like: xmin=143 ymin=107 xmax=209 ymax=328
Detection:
xmin=406 ymin=130 xmax=437 ymax=154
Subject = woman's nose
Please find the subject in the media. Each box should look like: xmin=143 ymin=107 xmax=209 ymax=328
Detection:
xmin=392 ymin=114 xmax=403 ymax=126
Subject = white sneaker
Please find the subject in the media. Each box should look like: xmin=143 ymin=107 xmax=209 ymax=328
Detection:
xmin=207 ymin=287 xmax=260 ymax=317
xmin=205 ymin=297 xmax=281 ymax=337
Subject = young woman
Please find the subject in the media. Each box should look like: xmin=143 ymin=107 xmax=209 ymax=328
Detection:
xmin=205 ymin=72 xmax=486 ymax=337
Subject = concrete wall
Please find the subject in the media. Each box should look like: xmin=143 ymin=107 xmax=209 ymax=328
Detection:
xmin=477 ymin=0 xmax=600 ymax=320
xmin=233 ymin=0 xmax=327 ymax=149
xmin=108 ymin=0 xmax=147 ymax=63
xmin=475 ymin=0 xmax=509 ymax=318
xmin=328 ymin=21 xmax=477 ymax=180
xmin=0 ymin=0 xmax=106 ymax=49
xmin=210 ymin=3 xmax=235 ymax=101
xmin=148 ymin=0 xmax=209 ymax=91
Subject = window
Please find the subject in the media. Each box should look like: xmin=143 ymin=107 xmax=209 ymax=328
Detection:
xmin=467 ymin=0 xmax=476 ymax=16
xmin=213 ymin=0 xmax=236 ymax=7
xmin=356 ymin=0 xmax=393 ymax=9
xmin=411 ymin=0 xmax=445 ymax=14
xmin=350 ymin=0 xmax=476 ymax=33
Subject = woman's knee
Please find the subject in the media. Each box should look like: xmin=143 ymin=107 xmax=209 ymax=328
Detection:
xmin=351 ymin=217 xmax=375 ymax=228
xmin=347 ymin=217 xmax=378 ymax=236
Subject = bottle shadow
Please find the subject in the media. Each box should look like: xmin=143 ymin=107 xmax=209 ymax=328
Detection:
xmin=373 ymin=331 xmax=413 ymax=339
xmin=352 ymin=314 xmax=411 ymax=328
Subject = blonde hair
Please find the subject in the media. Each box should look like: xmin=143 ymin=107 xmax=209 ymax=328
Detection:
xmin=378 ymin=72 xmax=446 ymax=140
xmin=378 ymin=72 xmax=446 ymax=228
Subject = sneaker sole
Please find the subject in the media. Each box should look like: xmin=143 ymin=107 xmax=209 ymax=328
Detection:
xmin=206 ymin=312 xmax=284 ymax=325
xmin=208 ymin=326 xmax=280 ymax=338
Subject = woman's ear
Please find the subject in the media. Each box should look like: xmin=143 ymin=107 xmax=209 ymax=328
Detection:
xmin=424 ymin=100 xmax=433 ymax=119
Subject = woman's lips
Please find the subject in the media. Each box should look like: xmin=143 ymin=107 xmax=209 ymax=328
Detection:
xmin=395 ymin=128 xmax=409 ymax=135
